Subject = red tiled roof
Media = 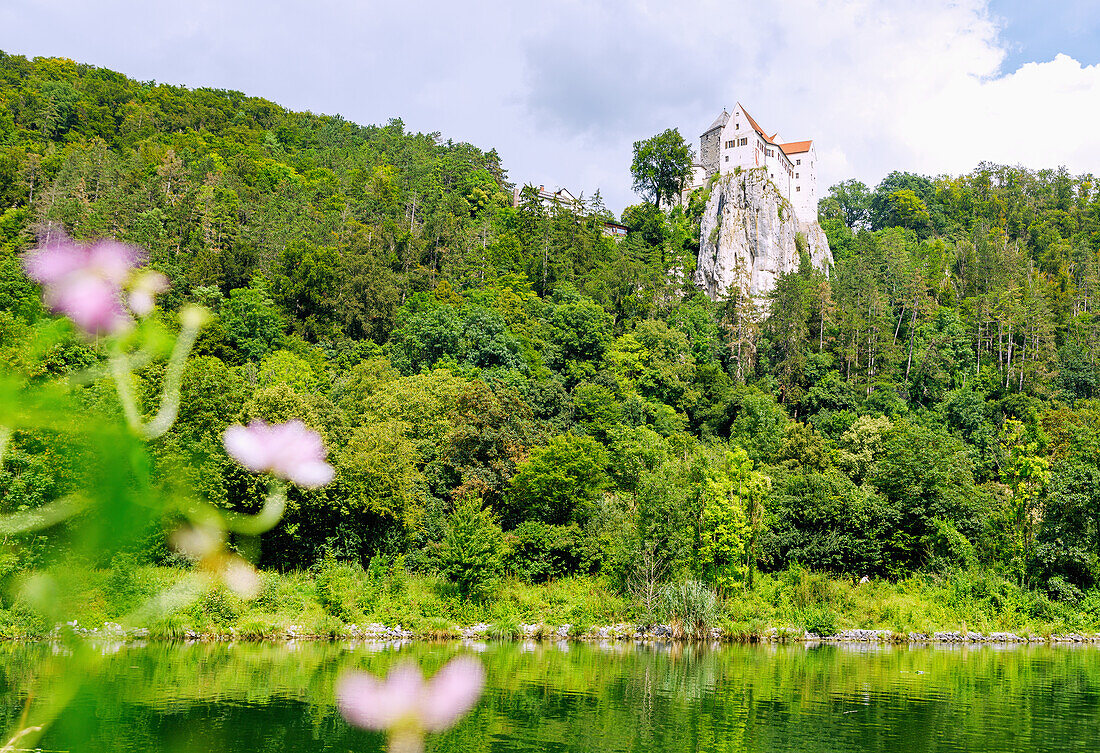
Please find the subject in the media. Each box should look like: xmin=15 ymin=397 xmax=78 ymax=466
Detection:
xmin=780 ymin=140 xmax=813 ymax=155
xmin=738 ymin=104 xmax=775 ymax=144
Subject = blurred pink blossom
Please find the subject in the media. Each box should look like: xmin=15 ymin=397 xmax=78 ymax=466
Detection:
xmin=21 ymin=235 xmax=157 ymax=335
xmin=222 ymin=419 xmax=335 ymax=488
xmin=337 ymin=657 xmax=484 ymax=738
xmin=128 ymin=269 xmax=170 ymax=317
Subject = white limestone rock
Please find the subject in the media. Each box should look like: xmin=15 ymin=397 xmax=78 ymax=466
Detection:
xmin=695 ymin=168 xmax=832 ymax=299
xmin=798 ymin=217 xmax=832 ymax=272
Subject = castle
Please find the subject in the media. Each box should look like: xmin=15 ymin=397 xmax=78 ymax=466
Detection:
xmin=686 ymin=104 xmax=818 ymax=221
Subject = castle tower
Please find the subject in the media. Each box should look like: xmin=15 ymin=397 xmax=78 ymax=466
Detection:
xmin=781 ymin=141 xmax=818 ymax=222
xmin=699 ymin=110 xmax=729 ymax=177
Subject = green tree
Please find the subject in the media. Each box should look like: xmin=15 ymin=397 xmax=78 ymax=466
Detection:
xmin=337 ymin=420 xmax=424 ymax=525
xmin=873 ymin=421 xmax=986 ymax=573
xmin=821 ymin=179 xmax=872 ymax=229
xmin=630 ymin=128 xmax=694 ymax=209
xmin=505 ymin=433 xmax=609 ymax=526
xmin=221 ymin=284 xmax=286 ymax=364
xmin=258 ymin=350 xmax=319 ymax=393
xmin=885 ymin=189 xmax=933 ymax=236
xmin=699 ymin=447 xmax=770 ymax=591
xmin=1002 ymin=419 xmax=1051 ymax=582
xmin=439 ymin=493 xmax=504 ymax=599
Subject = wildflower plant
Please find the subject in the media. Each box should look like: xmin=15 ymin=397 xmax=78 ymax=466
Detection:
xmin=0 ymin=233 xmax=350 ymax=749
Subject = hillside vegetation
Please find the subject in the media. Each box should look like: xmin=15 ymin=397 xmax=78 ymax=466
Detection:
xmin=2 ymin=50 xmax=1100 ymax=633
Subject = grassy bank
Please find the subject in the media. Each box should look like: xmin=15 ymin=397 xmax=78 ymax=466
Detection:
xmin=4 ymin=561 xmax=1100 ymax=641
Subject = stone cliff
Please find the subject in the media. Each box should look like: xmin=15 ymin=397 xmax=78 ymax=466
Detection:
xmin=694 ymin=168 xmax=832 ymax=299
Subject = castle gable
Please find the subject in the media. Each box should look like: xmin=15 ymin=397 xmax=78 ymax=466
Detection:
xmin=737 ymin=104 xmax=776 ymax=144
xmin=684 ymin=103 xmax=820 ymax=225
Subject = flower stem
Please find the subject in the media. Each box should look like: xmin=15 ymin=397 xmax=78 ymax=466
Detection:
xmin=0 ymin=494 xmax=87 ymax=535
xmin=108 ymin=349 xmax=144 ymax=433
xmin=221 ymin=480 xmax=287 ymax=536
xmin=389 ymin=729 xmax=426 ymax=753
xmin=108 ymin=305 xmax=208 ymax=439
xmin=142 ymin=305 xmax=206 ymax=439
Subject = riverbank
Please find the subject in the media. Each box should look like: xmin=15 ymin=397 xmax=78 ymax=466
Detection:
xmin=3 ymin=562 xmax=1099 ymax=643
xmin=51 ymin=618 xmax=1100 ymax=646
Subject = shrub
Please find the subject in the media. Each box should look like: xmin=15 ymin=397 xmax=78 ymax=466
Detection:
xmin=311 ymin=613 xmax=345 ymax=639
xmin=439 ymin=494 xmax=504 ymax=600
xmin=147 ymin=614 xmax=187 ymax=640
xmin=0 ymin=605 xmax=51 ymax=639
xmin=1080 ymin=590 xmax=1100 ymax=618
xmin=504 ymin=433 xmax=609 ymax=527
xmin=253 ymin=573 xmax=283 ymax=612
xmin=105 ymin=553 xmax=150 ymax=616
xmin=801 ymin=606 xmax=838 ymax=636
xmin=197 ymin=585 xmax=242 ymax=625
xmin=1046 ymin=576 xmax=1084 ymax=605
xmin=660 ymin=579 xmax=719 ymax=639
xmin=387 ymin=555 xmax=408 ymax=597
xmin=783 ymin=564 xmax=838 ymax=612
xmin=504 ymin=521 xmax=582 ymax=582
xmin=313 ymin=552 xmax=368 ymax=622
xmin=423 ymin=617 xmax=458 ymax=640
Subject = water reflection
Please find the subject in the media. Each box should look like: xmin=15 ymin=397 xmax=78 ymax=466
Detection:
xmin=0 ymin=640 xmax=1097 ymax=752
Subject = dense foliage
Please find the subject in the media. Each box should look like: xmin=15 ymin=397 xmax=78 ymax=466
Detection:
xmin=2 ymin=50 xmax=1100 ymax=615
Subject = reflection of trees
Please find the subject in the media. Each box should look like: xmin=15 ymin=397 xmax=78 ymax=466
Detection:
xmin=1 ymin=642 xmax=1097 ymax=752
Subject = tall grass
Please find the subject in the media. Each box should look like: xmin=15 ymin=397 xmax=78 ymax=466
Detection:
xmin=660 ymin=580 xmax=720 ymax=639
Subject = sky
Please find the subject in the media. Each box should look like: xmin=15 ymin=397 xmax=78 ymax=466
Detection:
xmin=1 ymin=0 xmax=1099 ymax=214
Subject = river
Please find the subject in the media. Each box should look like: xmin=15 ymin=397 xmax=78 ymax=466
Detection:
xmin=1 ymin=639 xmax=1097 ymax=752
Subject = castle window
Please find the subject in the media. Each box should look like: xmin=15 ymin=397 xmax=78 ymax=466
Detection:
xmin=796 ymin=159 xmax=801 ymax=165
xmin=796 ymin=173 xmax=799 ymax=179
xmin=796 ymin=186 xmax=801 ymax=192
xmin=724 ymin=155 xmax=728 ymax=162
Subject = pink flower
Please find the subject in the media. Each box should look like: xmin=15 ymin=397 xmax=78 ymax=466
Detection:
xmin=337 ymin=657 xmax=484 ymax=735
xmin=222 ymin=419 xmax=335 ymax=488
xmin=21 ymin=235 xmax=155 ymax=335
xmin=128 ymin=270 xmax=170 ymax=317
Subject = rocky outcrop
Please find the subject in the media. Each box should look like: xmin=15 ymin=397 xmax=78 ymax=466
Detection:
xmin=798 ymin=217 xmax=832 ymax=272
xmin=694 ymin=168 xmax=832 ymax=299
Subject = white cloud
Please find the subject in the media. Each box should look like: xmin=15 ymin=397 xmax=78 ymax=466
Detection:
xmin=519 ymin=0 xmax=1100 ymax=203
xmin=905 ymin=54 xmax=1100 ymax=177
xmin=1 ymin=0 xmax=1098 ymax=212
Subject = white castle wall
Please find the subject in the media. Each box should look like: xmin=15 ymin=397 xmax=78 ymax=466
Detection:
xmin=789 ymin=144 xmax=818 ymax=221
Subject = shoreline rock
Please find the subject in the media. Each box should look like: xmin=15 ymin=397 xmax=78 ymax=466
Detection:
xmin=35 ymin=620 xmax=1100 ymax=646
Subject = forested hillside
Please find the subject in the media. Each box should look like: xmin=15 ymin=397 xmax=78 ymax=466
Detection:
xmin=2 ymin=50 xmax=1099 ymax=616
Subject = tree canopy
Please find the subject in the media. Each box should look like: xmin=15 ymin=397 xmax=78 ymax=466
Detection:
xmin=631 ymin=128 xmax=694 ymax=209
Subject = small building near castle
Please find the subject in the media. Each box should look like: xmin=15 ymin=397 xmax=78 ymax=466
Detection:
xmin=686 ymin=104 xmax=818 ymax=222
xmin=514 ymin=182 xmax=631 ymax=240
xmin=511 ymin=184 xmax=581 ymax=210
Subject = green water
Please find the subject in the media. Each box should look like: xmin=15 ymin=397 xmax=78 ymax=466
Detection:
xmin=1 ymin=640 xmax=1098 ymax=752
